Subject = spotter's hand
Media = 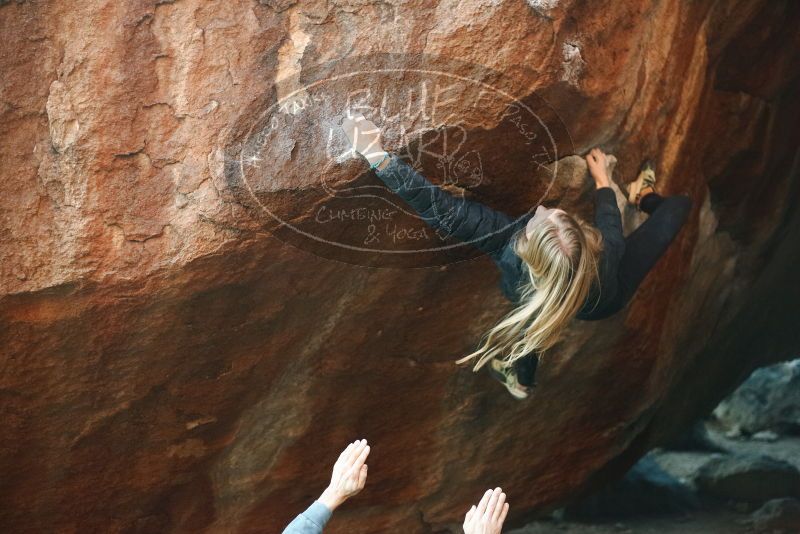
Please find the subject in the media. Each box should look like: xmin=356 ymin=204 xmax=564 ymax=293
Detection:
xmin=463 ymin=488 xmax=509 ymax=534
xmin=318 ymin=439 xmax=370 ymax=511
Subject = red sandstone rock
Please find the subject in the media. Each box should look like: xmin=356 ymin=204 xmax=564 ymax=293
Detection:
xmin=1 ymin=1 xmax=799 ymax=532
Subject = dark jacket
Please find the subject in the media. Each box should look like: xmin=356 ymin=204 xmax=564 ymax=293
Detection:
xmin=375 ymin=154 xmax=626 ymax=382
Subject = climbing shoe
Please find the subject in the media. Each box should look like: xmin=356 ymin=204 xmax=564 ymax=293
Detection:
xmin=627 ymin=159 xmax=657 ymax=208
xmin=488 ymin=358 xmax=531 ymax=400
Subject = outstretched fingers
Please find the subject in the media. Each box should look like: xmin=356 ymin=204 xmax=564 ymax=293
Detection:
xmin=463 ymin=488 xmax=510 ymax=533
xmin=491 ymin=491 xmax=506 ymax=522
xmin=475 ymin=489 xmax=493 ymax=516
xmin=337 ymin=441 xmax=355 ymax=462
xmin=344 ymin=440 xmax=369 ymax=475
xmin=353 ymin=447 xmax=370 ymax=476
xmin=499 ymin=502 xmax=510 ymax=523
xmin=336 ymin=440 xmax=361 ymax=470
xmin=465 ymin=505 xmax=476 ymax=522
xmin=344 ymin=442 xmax=369 ymax=493
xmin=357 ymin=464 xmax=368 ymax=489
xmin=354 ymin=441 xmax=370 ymax=466
xmin=483 ymin=488 xmax=502 ymax=519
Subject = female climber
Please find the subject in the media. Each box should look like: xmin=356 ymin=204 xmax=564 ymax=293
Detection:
xmin=341 ymin=113 xmax=692 ymax=399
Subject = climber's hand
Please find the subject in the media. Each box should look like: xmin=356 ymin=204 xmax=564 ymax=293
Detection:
xmin=318 ymin=439 xmax=370 ymax=511
xmin=341 ymin=112 xmax=388 ymax=167
xmin=586 ymin=147 xmax=611 ymax=189
xmin=462 ymin=488 xmax=509 ymax=534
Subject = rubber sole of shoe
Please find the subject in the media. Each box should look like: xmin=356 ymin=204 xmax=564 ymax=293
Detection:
xmin=628 ymin=160 xmax=657 ymax=206
xmin=488 ymin=362 xmax=529 ymax=400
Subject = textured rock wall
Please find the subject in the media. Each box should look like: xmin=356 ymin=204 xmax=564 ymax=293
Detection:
xmin=1 ymin=0 xmax=799 ymax=532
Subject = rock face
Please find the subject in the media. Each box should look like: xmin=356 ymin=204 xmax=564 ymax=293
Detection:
xmin=565 ymin=454 xmax=699 ymax=520
xmin=694 ymin=455 xmax=800 ymax=505
xmin=1 ymin=1 xmax=799 ymax=532
xmin=749 ymin=498 xmax=800 ymax=533
xmin=714 ymin=359 xmax=800 ymax=436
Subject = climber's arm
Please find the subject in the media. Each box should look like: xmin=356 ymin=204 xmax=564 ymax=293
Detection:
xmin=586 ymin=148 xmax=625 ymax=263
xmin=593 ymin=187 xmax=626 ymax=264
xmin=341 ymin=112 xmax=520 ymax=260
xmin=375 ymin=153 xmax=519 ymax=259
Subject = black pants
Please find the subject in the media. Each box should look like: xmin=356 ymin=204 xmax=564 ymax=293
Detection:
xmin=515 ymin=193 xmax=692 ymax=386
xmin=583 ymin=192 xmax=693 ymax=319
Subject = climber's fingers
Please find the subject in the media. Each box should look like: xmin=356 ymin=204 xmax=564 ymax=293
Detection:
xmin=590 ymin=147 xmax=606 ymax=161
xmin=355 ymin=121 xmax=380 ymax=135
xmin=586 ymin=147 xmax=608 ymax=168
xmin=341 ymin=119 xmax=357 ymax=146
xmin=347 ymin=112 xmax=379 ymax=132
xmin=341 ymin=113 xmax=381 ymax=149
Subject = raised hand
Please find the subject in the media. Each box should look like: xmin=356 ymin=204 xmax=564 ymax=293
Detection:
xmin=463 ymin=488 xmax=509 ymax=534
xmin=585 ymin=147 xmax=611 ymax=189
xmin=340 ymin=112 xmax=388 ymax=167
xmin=318 ymin=439 xmax=370 ymax=511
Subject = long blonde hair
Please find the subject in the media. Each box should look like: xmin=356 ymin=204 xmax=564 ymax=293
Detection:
xmin=456 ymin=211 xmax=602 ymax=371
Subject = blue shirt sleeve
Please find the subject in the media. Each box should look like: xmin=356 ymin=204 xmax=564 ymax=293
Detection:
xmin=282 ymin=501 xmax=333 ymax=534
